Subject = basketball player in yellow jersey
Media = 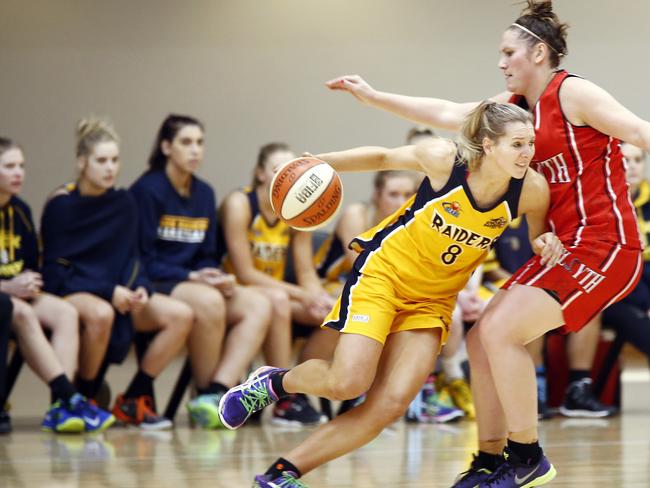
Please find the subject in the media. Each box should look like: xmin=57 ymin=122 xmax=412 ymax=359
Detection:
xmin=219 ymin=102 xmax=565 ymax=488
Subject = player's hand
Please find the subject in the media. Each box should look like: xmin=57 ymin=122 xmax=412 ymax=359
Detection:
xmin=112 ymin=285 xmax=135 ymax=314
xmin=197 ymin=268 xmax=236 ymax=297
xmin=325 ymin=75 xmax=376 ymax=105
xmin=1 ymin=271 xmax=43 ymax=299
xmin=129 ymin=286 xmax=149 ymax=312
xmin=457 ymin=289 xmax=484 ymax=322
xmin=189 ymin=268 xmax=220 ymax=285
xmin=532 ymin=232 xmax=565 ymax=267
xmin=303 ymin=290 xmax=335 ymax=321
xmin=213 ymin=273 xmax=236 ymax=298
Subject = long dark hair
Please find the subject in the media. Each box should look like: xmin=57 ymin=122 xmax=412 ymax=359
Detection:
xmin=147 ymin=114 xmax=204 ymax=171
xmin=252 ymin=142 xmax=291 ymax=188
xmin=0 ymin=137 xmax=19 ymax=158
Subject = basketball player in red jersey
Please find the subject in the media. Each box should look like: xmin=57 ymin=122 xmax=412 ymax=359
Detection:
xmin=327 ymin=1 xmax=649 ymax=486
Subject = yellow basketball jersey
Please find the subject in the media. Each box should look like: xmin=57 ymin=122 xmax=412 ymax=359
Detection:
xmin=222 ymin=188 xmax=291 ymax=280
xmin=349 ymin=163 xmax=524 ymax=305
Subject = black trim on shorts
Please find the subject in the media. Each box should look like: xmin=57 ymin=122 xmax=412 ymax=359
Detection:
xmin=322 ymin=267 xmax=362 ymax=332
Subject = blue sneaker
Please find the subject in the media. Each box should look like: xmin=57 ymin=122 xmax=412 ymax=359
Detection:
xmin=41 ymin=399 xmax=85 ymax=433
xmin=219 ymin=366 xmax=286 ymax=430
xmin=450 ymin=454 xmax=499 ymax=487
xmin=253 ymin=471 xmax=308 ymax=487
xmin=479 ymin=448 xmax=556 ymax=487
xmin=69 ymin=394 xmax=115 ymax=433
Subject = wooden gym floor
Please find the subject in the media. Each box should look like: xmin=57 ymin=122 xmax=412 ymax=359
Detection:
xmin=1 ymin=350 xmax=649 ymax=487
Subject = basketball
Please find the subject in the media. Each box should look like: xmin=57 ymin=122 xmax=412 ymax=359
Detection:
xmin=269 ymin=156 xmax=343 ymax=231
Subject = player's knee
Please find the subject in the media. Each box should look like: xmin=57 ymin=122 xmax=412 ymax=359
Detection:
xmin=244 ymin=288 xmax=273 ymax=323
xmin=477 ymin=311 xmax=509 ymax=351
xmin=10 ymin=298 xmax=36 ymax=327
xmin=85 ymin=302 xmax=114 ymax=338
xmin=328 ymin=376 xmax=369 ymax=401
xmin=54 ymin=301 xmax=80 ymax=329
xmin=165 ymin=301 xmax=194 ymax=335
xmin=195 ymin=288 xmax=226 ymax=320
xmin=268 ymin=288 xmax=291 ymax=319
xmin=380 ymin=391 xmax=413 ymax=423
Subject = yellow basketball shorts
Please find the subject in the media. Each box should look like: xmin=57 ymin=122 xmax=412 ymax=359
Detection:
xmin=322 ymin=270 xmax=451 ymax=346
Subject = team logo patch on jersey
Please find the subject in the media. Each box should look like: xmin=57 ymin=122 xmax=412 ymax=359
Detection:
xmin=484 ymin=217 xmax=507 ymax=229
xmin=442 ymin=201 xmax=462 ymax=217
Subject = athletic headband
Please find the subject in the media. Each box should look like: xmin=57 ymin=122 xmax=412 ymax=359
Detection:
xmin=510 ymin=22 xmax=565 ymax=57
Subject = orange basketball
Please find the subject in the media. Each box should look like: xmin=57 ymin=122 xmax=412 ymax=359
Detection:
xmin=269 ymin=156 xmax=343 ymax=230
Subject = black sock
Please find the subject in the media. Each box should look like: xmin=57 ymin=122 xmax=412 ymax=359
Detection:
xmin=123 ymin=370 xmax=155 ymax=400
xmin=270 ymin=371 xmax=289 ymax=399
xmin=507 ymin=439 xmax=542 ymax=465
xmin=477 ymin=450 xmax=504 ymax=470
xmin=264 ymin=457 xmax=302 ymax=479
xmin=569 ymin=369 xmax=590 ymax=384
xmin=50 ymin=375 xmax=77 ymax=404
xmin=75 ymin=376 xmax=96 ymax=400
xmin=197 ymin=382 xmax=228 ymax=396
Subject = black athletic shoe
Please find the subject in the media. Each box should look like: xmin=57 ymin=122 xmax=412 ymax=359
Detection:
xmin=271 ymin=394 xmax=326 ymax=427
xmin=559 ymin=378 xmax=617 ymax=418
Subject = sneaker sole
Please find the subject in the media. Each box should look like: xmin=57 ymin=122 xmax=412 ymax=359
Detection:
xmin=559 ymin=406 xmax=613 ymax=418
xmin=218 ymin=366 xmax=277 ymax=430
xmin=86 ymin=415 xmax=116 ymax=433
xmin=50 ymin=418 xmax=85 ymax=433
xmin=521 ymin=464 xmax=557 ymax=487
xmin=432 ymin=410 xmax=465 ymax=423
xmin=139 ymin=419 xmax=173 ymax=431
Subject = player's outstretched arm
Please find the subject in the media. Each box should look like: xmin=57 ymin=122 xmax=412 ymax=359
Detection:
xmin=325 ymin=74 xmax=494 ymax=132
xmin=316 ymin=138 xmax=455 ymax=176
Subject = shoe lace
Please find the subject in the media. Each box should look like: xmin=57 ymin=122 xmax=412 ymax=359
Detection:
xmin=455 ymin=454 xmax=492 ymax=482
xmin=277 ymin=471 xmax=308 ymax=487
xmin=482 ymin=459 xmax=514 ymax=486
xmin=239 ymin=378 xmax=274 ymax=415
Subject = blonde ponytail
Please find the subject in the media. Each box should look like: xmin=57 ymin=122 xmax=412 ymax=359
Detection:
xmin=458 ymin=102 xmax=532 ymax=171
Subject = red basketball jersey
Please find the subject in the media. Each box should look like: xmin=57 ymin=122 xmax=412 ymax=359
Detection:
xmin=510 ymin=70 xmax=641 ymax=250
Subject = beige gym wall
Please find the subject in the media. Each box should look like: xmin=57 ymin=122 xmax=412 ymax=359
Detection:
xmin=1 ymin=0 xmax=648 ymax=220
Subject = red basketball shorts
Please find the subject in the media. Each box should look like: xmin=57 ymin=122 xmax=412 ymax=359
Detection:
xmin=503 ymin=241 xmax=642 ymax=332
